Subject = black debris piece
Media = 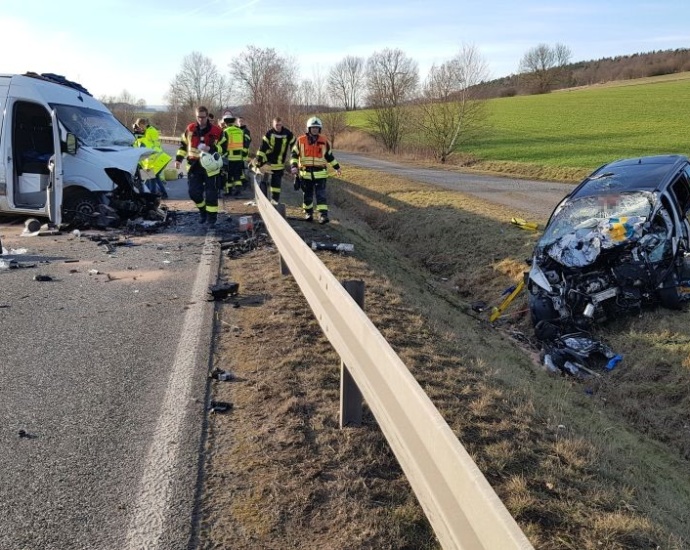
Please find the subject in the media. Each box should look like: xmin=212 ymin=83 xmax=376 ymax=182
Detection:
xmin=471 ymin=301 xmax=488 ymax=313
xmin=209 ymin=368 xmax=235 ymax=381
xmin=33 ymin=274 xmax=53 ymax=282
xmin=208 ymin=400 xmax=233 ymax=413
xmin=208 ymin=282 xmax=240 ymax=300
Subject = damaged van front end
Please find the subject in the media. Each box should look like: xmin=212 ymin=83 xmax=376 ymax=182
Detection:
xmin=54 ymin=103 xmax=162 ymax=226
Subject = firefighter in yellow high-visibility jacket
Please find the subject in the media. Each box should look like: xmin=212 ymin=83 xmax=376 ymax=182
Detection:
xmin=289 ymin=116 xmax=341 ymax=224
xmin=220 ymin=112 xmax=248 ymax=196
xmin=133 ymin=117 xmax=172 ymax=198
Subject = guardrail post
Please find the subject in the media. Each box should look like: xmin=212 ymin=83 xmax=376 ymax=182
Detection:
xmin=275 ymin=203 xmax=290 ymax=276
xmin=340 ymin=279 xmax=364 ymax=428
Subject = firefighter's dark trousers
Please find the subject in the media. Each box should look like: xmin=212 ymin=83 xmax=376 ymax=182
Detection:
xmin=188 ymin=168 xmax=219 ymax=221
xmin=301 ymin=176 xmax=328 ymax=214
xmin=268 ymin=170 xmax=284 ymax=202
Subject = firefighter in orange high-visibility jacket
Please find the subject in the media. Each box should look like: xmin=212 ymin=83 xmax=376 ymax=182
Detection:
xmin=289 ymin=117 xmax=341 ymax=224
xmin=175 ymin=106 xmax=226 ymax=226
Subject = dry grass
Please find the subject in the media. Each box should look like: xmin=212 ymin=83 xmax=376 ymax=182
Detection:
xmin=197 ymin=168 xmax=690 ymax=549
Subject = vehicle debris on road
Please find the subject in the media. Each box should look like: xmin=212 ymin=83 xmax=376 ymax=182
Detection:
xmin=311 ymin=241 xmax=355 ymax=253
xmin=208 ymin=282 xmax=240 ymax=301
xmin=511 ymin=217 xmax=539 ymax=231
xmin=208 ymin=400 xmax=233 ymax=413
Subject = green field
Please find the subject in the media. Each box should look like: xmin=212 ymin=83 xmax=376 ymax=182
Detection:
xmin=346 ymin=73 xmax=690 ymax=175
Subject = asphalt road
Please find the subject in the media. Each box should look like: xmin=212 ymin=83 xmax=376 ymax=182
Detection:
xmin=0 ymin=178 xmax=220 ymax=550
xmin=336 ymin=152 xmax=575 ymax=221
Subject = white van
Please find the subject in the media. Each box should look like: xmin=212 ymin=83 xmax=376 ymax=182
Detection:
xmin=0 ymin=72 xmax=154 ymax=226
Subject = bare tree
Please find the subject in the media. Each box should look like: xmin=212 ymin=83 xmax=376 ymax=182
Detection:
xmin=320 ymin=111 xmax=348 ymax=146
xmin=327 ymin=56 xmax=365 ymax=111
xmin=310 ymin=66 xmax=328 ymax=107
xmin=365 ymin=48 xmax=419 ymax=152
xmin=519 ymin=43 xmax=572 ymax=93
xmin=162 ymin=85 xmax=188 ymax=136
xmin=415 ymin=45 xmax=489 ymax=163
xmin=230 ymin=46 xmax=299 ymax=135
xmin=167 ymin=52 xmax=222 ymax=114
xmin=103 ymin=90 xmax=144 ymax=128
xmin=296 ymin=79 xmax=316 ymax=110
xmin=211 ymin=74 xmax=233 ymax=118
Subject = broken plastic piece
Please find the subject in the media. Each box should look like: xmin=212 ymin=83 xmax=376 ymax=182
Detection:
xmin=606 ymin=354 xmax=623 ymax=370
xmin=238 ymin=216 xmax=254 ymax=232
xmin=311 ymin=242 xmax=355 ymax=253
xmin=543 ymin=354 xmax=560 ymax=373
xmin=210 ymin=368 xmax=235 ymax=381
xmin=33 ymin=274 xmax=53 ymax=281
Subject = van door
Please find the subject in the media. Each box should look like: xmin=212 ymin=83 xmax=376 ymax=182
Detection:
xmin=10 ymin=100 xmax=55 ymax=214
xmin=0 ymin=76 xmax=10 ymax=201
xmin=46 ymin=109 xmax=63 ymax=226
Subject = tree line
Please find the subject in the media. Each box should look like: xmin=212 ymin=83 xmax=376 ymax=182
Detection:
xmin=101 ymin=46 xmax=690 ymax=165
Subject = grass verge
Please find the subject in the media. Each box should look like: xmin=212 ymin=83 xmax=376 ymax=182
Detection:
xmin=198 ymin=168 xmax=689 ymax=549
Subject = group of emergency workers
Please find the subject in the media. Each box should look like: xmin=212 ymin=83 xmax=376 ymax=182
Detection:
xmin=173 ymin=106 xmax=341 ymax=226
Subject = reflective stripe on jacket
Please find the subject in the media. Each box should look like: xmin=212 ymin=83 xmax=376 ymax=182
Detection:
xmin=223 ymin=126 xmax=246 ymax=161
xmin=176 ymin=122 xmax=225 ymax=163
xmin=256 ymin=127 xmax=295 ymax=170
xmin=290 ymin=133 xmax=340 ymax=179
xmin=136 ymin=125 xmax=171 ymax=173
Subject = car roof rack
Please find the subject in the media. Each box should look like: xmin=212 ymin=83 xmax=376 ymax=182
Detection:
xmin=23 ymin=72 xmax=92 ymax=96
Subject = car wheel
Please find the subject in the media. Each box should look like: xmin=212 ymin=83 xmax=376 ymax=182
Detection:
xmin=659 ymin=271 xmax=683 ymax=310
xmin=62 ymin=189 xmax=101 ymax=225
xmin=529 ymin=290 xmax=558 ymax=326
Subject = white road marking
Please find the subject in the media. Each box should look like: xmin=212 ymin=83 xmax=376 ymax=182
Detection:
xmin=125 ymin=232 xmax=216 ymax=549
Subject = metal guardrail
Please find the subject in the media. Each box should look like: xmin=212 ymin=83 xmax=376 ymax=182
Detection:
xmin=252 ymin=182 xmax=534 ymax=550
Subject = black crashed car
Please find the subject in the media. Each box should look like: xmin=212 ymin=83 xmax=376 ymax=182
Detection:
xmin=528 ymin=154 xmax=690 ymax=333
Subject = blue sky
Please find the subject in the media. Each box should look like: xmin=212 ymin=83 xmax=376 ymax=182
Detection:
xmin=1 ymin=0 xmax=688 ymax=106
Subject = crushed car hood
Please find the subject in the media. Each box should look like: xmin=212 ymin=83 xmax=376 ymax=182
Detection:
xmin=545 ymin=216 xmax=647 ymax=267
xmin=78 ymin=146 xmax=155 ymax=174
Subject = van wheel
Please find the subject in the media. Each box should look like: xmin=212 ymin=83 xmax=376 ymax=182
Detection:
xmin=62 ymin=190 xmax=100 ymax=225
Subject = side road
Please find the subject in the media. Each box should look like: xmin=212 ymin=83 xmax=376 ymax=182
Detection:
xmin=336 ymin=151 xmax=575 ymax=221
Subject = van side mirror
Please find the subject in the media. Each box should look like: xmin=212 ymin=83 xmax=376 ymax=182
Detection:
xmin=65 ymin=132 xmax=78 ymax=155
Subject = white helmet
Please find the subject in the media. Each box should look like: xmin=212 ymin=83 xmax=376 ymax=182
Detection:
xmin=306 ymin=116 xmax=322 ymax=131
xmin=199 ymin=151 xmax=223 ymax=176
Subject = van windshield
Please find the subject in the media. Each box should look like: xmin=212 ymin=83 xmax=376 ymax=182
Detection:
xmin=51 ymin=104 xmax=135 ymax=147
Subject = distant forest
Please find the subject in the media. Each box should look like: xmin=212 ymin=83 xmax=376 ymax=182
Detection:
xmin=476 ymin=48 xmax=690 ymax=98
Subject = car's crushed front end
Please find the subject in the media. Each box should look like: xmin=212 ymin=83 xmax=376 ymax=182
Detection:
xmin=528 ymin=190 xmax=688 ymax=328
xmin=526 ymin=156 xmax=690 ymax=376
